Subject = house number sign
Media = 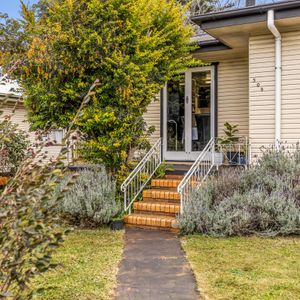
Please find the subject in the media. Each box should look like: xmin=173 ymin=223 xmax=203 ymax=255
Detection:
xmin=252 ymin=78 xmax=264 ymax=92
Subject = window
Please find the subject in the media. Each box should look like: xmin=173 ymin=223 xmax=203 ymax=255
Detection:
xmin=52 ymin=129 xmax=64 ymax=144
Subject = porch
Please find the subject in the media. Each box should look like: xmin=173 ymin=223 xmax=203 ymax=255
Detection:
xmin=122 ymin=137 xmax=249 ymax=231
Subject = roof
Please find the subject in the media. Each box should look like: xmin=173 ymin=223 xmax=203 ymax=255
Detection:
xmin=190 ymin=0 xmax=300 ymax=57
xmin=192 ymin=0 xmax=300 ymax=29
xmin=0 ymin=69 xmax=22 ymax=99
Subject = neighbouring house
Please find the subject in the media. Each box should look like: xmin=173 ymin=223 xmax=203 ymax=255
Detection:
xmin=123 ymin=0 xmax=300 ymax=231
xmin=0 ymin=78 xmax=64 ymax=169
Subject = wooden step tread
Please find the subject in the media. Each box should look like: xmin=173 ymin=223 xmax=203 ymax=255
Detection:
xmin=151 ymin=179 xmax=181 ymax=188
xmin=143 ymin=189 xmax=180 ymax=201
xmin=124 ymin=213 xmax=177 ymax=228
xmin=165 ymin=174 xmax=184 ymax=180
xmin=133 ymin=202 xmax=180 ymax=214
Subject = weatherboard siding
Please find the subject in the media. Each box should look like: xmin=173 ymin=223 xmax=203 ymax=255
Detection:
xmin=218 ymin=58 xmax=249 ymax=138
xmin=144 ymin=94 xmax=160 ymax=145
xmin=249 ymin=34 xmax=275 ymax=159
xmin=281 ymin=31 xmax=300 ymax=145
xmin=249 ymin=32 xmax=300 ymax=159
xmin=0 ymin=100 xmax=62 ymax=161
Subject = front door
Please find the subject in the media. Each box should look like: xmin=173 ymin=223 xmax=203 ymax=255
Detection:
xmin=163 ymin=66 xmax=215 ymax=161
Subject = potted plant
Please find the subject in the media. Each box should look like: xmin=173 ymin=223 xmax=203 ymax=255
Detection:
xmin=110 ymin=212 xmax=125 ymax=231
xmin=218 ymin=122 xmax=240 ymax=165
xmin=237 ymin=138 xmax=249 ymax=166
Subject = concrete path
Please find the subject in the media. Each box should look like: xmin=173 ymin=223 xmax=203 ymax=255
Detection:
xmin=114 ymin=228 xmax=199 ymax=300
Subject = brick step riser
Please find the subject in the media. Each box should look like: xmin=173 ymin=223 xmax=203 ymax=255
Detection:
xmin=125 ymin=217 xmax=174 ymax=228
xmin=125 ymin=223 xmax=179 ymax=233
xmin=134 ymin=210 xmax=177 ymax=217
xmin=143 ymin=197 xmax=180 ymax=204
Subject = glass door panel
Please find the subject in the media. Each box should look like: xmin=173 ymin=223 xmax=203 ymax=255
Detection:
xmin=163 ymin=67 xmax=214 ymax=161
xmin=191 ymin=71 xmax=211 ymax=152
xmin=166 ymin=75 xmax=185 ymax=152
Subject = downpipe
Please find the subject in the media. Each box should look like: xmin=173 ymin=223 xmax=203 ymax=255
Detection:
xmin=267 ymin=10 xmax=282 ymax=150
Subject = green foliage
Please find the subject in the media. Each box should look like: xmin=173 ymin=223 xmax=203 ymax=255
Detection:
xmin=179 ymin=0 xmax=234 ymax=15
xmin=0 ymin=113 xmax=30 ymax=174
xmin=0 ymin=13 xmax=25 ymax=66
xmin=3 ymin=0 xmax=194 ymax=175
xmin=59 ymin=167 xmax=120 ymax=227
xmin=0 ymin=154 xmax=77 ymax=299
xmin=179 ymin=147 xmax=300 ymax=236
xmin=0 ymin=81 xmax=97 ymax=298
xmin=154 ymin=162 xmax=174 ymax=179
xmin=218 ymin=122 xmax=239 ymax=145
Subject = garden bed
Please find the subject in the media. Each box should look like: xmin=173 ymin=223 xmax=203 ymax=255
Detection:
xmin=32 ymin=228 xmax=124 ymax=300
xmin=182 ymin=235 xmax=300 ymax=300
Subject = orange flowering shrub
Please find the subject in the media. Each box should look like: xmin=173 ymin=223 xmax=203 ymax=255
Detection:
xmin=0 ymin=176 xmax=8 ymax=186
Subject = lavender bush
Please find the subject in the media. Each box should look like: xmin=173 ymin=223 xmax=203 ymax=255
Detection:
xmin=179 ymin=146 xmax=300 ymax=236
xmin=59 ymin=166 xmax=120 ymax=227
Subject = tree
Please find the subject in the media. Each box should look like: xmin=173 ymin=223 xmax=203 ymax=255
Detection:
xmin=0 ymin=13 xmax=25 ymax=67
xmin=179 ymin=0 xmax=234 ymax=15
xmin=5 ymin=0 xmax=194 ymax=176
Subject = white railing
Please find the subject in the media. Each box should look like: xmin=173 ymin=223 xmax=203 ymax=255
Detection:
xmin=178 ymin=137 xmax=250 ymax=214
xmin=177 ymin=138 xmax=215 ymax=214
xmin=216 ymin=137 xmax=250 ymax=166
xmin=121 ymin=138 xmax=162 ymax=213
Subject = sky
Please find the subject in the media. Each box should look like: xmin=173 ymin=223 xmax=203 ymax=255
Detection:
xmin=0 ymin=0 xmax=38 ymax=19
xmin=0 ymin=0 xmax=285 ymax=19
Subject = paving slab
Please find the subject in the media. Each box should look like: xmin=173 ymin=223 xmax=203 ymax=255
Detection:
xmin=114 ymin=228 xmax=199 ymax=300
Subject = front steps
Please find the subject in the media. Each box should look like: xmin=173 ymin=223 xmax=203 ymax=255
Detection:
xmin=124 ymin=176 xmax=183 ymax=233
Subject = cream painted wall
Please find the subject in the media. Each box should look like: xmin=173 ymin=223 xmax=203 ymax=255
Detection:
xmin=218 ymin=58 xmax=249 ymax=138
xmin=143 ymin=94 xmax=161 ymax=145
xmin=0 ymin=101 xmax=62 ymax=161
xmin=249 ymin=31 xmax=300 ymax=160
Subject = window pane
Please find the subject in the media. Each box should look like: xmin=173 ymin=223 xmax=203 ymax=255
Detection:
xmin=191 ymin=71 xmax=211 ymax=151
xmin=167 ymin=75 xmax=185 ymax=152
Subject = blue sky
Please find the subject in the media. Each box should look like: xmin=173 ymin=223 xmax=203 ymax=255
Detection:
xmin=0 ymin=0 xmax=38 ymax=19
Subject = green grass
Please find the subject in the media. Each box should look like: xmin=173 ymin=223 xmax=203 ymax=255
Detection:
xmin=33 ymin=228 xmax=124 ymax=300
xmin=182 ymin=235 xmax=300 ymax=300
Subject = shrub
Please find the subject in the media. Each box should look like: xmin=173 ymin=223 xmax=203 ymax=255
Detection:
xmin=0 ymin=113 xmax=29 ymax=174
xmin=3 ymin=0 xmax=194 ymax=176
xmin=0 ymin=80 xmax=97 ymax=299
xmin=60 ymin=167 xmax=120 ymax=227
xmin=179 ymin=147 xmax=300 ymax=236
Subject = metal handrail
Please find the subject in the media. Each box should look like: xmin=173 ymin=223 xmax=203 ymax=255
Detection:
xmin=177 ymin=138 xmax=214 ymax=214
xmin=121 ymin=138 xmax=162 ymax=213
xmin=178 ymin=137 xmax=251 ymax=214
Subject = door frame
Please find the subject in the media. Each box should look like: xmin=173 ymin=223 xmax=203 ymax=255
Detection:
xmin=163 ymin=66 xmax=216 ymax=161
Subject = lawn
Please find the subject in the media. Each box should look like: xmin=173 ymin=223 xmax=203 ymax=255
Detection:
xmin=182 ymin=235 xmax=300 ymax=300
xmin=32 ymin=228 xmax=124 ymax=300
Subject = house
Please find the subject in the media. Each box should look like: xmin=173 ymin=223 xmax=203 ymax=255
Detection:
xmin=0 ymin=77 xmax=64 ymax=169
xmin=145 ymin=0 xmax=300 ymax=163
xmin=124 ymin=0 xmax=300 ymax=230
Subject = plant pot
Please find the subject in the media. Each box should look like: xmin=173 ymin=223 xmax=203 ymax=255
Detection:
xmin=110 ymin=219 xmax=124 ymax=231
xmin=238 ymin=154 xmax=247 ymax=166
xmin=227 ymin=151 xmax=239 ymax=165
xmin=214 ymin=153 xmax=224 ymax=166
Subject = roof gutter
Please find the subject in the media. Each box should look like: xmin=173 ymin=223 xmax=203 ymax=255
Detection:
xmin=267 ymin=10 xmax=281 ymax=149
xmin=191 ymin=0 xmax=300 ymax=25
